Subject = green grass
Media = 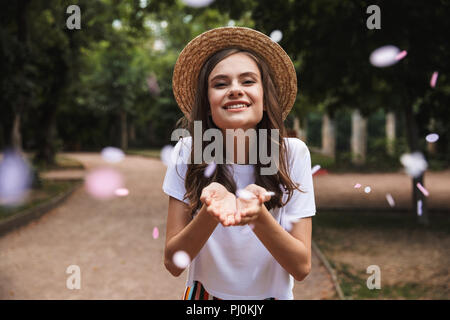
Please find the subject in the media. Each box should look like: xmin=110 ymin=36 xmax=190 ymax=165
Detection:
xmin=312 ymin=211 xmax=450 ymax=300
xmin=334 ymin=262 xmax=443 ymax=300
xmin=0 ymin=180 xmax=80 ymax=221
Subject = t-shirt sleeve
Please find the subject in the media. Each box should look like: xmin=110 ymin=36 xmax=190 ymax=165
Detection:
xmin=162 ymin=138 xmax=190 ymax=204
xmin=282 ymin=138 xmax=316 ymax=219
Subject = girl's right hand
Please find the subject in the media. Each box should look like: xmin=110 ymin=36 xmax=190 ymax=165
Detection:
xmin=200 ymin=182 xmax=238 ymax=227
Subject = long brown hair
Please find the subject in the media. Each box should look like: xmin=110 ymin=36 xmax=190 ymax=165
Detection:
xmin=177 ymin=47 xmax=301 ymax=216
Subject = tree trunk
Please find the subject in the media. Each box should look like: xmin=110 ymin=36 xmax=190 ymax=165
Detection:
xmin=404 ymin=103 xmax=429 ymax=226
xmin=386 ymin=111 xmax=396 ymax=156
xmin=120 ymin=109 xmax=128 ymax=150
xmin=351 ymin=109 xmax=367 ymax=165
xmin=426 ymin=118 xmax=437 ymax=155
xmin=321 ymin=112 xmax=336 ymax=158
xmin=129 ymin=122 xmax=136 ymax=145
xmin=12 ymin=106 xmax=23 ymax=153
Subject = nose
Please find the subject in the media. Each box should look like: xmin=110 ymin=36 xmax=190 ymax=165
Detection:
xmin=228 ymin=83 xmax=244 ymax=98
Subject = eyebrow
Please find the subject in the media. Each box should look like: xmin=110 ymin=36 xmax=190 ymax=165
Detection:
xmin=209 ymin=72 xmax=259 ymax=82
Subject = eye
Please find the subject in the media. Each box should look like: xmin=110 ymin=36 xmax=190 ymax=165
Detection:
xmin=244 ymin=80 xmax=255 ymax=84
xmin=214 ymin=83 xmax=226 ymax=88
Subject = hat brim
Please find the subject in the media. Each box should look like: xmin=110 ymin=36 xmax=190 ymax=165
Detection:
xmin=172 ymin=26 xmax=297 ymax=121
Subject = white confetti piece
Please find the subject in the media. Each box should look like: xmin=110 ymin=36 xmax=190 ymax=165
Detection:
xmin=236 ymin=189 xmax=256 ymax=200
xmin=114 ymin=188 xmax=129 ymax=197
xmin=270 ymin=30 xmax=283 ymax=43
xmin=264 ymin=191 xmax=275 ymax=197
xmin=364 ymin=186 xmax=371 ymax=193
xmin=417 ymin=200 xmax=423 ymax=216
xmin=204 ymin=162 xmax=217 ymax=178
xmin=284 ymin=216 xmax=300 ymax=232
xmin=311 ymin=165 xmax=321 ymax=175
xmin=160 ymin=145 xmax=175 ymax=166
xmin=101 ymin=147 xmax=125 ymax=163
xmin=370 ymin=45 xmax=401 ymax=68
xmin=400 ymin=152 xmax=428 ymax=178
xmin=181 ymin=0 xmax=214 ymax=8
xmin=425 ymin=133 xmax=439 ymax=143
xmin=173 ymin=250 xmax=191 ymax=269
xmin=0 ymin=150 xmax=32 ymax=206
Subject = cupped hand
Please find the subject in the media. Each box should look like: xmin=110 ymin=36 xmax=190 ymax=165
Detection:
xmin=235 ymin=184 xmax=272 ymax=226
xmin=200 ymin=182 xmax=238 ymax=226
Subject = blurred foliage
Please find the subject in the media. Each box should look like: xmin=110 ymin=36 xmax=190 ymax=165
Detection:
xmin=1 ymin=0 xmax=449 ymax=170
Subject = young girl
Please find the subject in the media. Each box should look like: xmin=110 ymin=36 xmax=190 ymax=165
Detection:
xmin=163 ymin=27 xmax=316 ymax=300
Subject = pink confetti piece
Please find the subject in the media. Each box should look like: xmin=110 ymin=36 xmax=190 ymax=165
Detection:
xmin=395 ymin=50 xmax=408 ymax=60
xmin=386 ymin=193 xmax=395 ymax=207
xmin=430 ymin=71 xmax=438 ymax=88
xmin=354 ymin=183 xmax=361 ymax=189
xmin=416 ymin=182 xmax=429 ymax=197
xmin=85 ymin=168 xmax=124 ymax=200
xmin=152 ymin=227 xmax=159 ymax=239
xmin=311 ymin=165 xmax=321 ymax=175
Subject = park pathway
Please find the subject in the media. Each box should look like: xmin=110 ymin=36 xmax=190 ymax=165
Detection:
xmin=0 ymin=153 xmax=336 ymax=300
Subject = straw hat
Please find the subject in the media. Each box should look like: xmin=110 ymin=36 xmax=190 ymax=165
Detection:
xmin=172 ymin=27 xmax=297 ymax=121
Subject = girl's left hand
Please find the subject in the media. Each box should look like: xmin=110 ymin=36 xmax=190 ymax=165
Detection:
xmin=234 ymin=184 xmax=272 ymax=226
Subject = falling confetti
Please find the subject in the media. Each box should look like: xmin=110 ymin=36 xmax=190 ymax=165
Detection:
xmin=173 ymin=250 xmax=191 ymax=269
xmin=270 ymin=30 xmax=283 ymax=43
xmin=85 ymin=168 xmax=124 ymax=200
xmin=146 ymin=75 xmax=161 ymax=96
xmin=160 ymin=145 xmax=175 ymax=166
xmin=153 ymin=227 xmax=159 ymax=239
xmin=400 ymin=152 xmax=428 ymax=178
xmin=425 ymin=133 xmax=439 ymax=143
xmin=311 ymin=165 xmax=321 ymax=175
xmin=354 ymin=183 xmax=362 ymax=189
xmin=417 ymin=200 xmax=423 ymax=216
xmin=364 ymin=186 xmax=372 ymax=193
xmin=264 ymin=191 xmax=275 ymax=197
xmin=386 ymin=193 xmax=395 ymax=207
xmin=395 ymin=50 xmax=408 ymax=61
xmin=416 ymin=182 xmax=429 ymax=197
xmin=204 ymin=162 xmax=217 ymax=178
xmin=181 ymin=0 xmax=215 ymax=8
xmin=370 ymin=45 xmax=401 ymax=68
xmin=101 ymin=147 xmax=125 ymax=163
xmin=114 ymin=188 xmax=129 ymax=197
xmin=236 ymin=189 xmax=256 ymax=200
xmin=0 ymin=150 xmax=32 ymax=206
xmin=284 ymin=215 xmax=300 ymax=232
xmin=430 ymin=71 xmax=439 ymax=88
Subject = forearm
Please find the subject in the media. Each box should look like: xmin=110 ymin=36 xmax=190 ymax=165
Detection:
xmin=164 ymin=203 xmax=218 ymax=276
xmin=252 ymin=205 xmax=311 ymax=281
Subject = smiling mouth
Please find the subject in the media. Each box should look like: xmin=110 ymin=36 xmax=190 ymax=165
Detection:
xmin=222 ymin=103 xmax=251 ymax=110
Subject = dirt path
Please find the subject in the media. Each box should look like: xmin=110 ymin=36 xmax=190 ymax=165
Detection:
xmin=0 ymin=153 xmax=336 ymax=300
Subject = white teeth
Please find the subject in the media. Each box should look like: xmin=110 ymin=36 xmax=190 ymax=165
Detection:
xmin=224 ymin=104 xmax=248 ymax=109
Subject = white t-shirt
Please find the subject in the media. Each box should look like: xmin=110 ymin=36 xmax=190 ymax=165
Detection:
xmin=162 ymin=136 xmax=316 ymax=300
